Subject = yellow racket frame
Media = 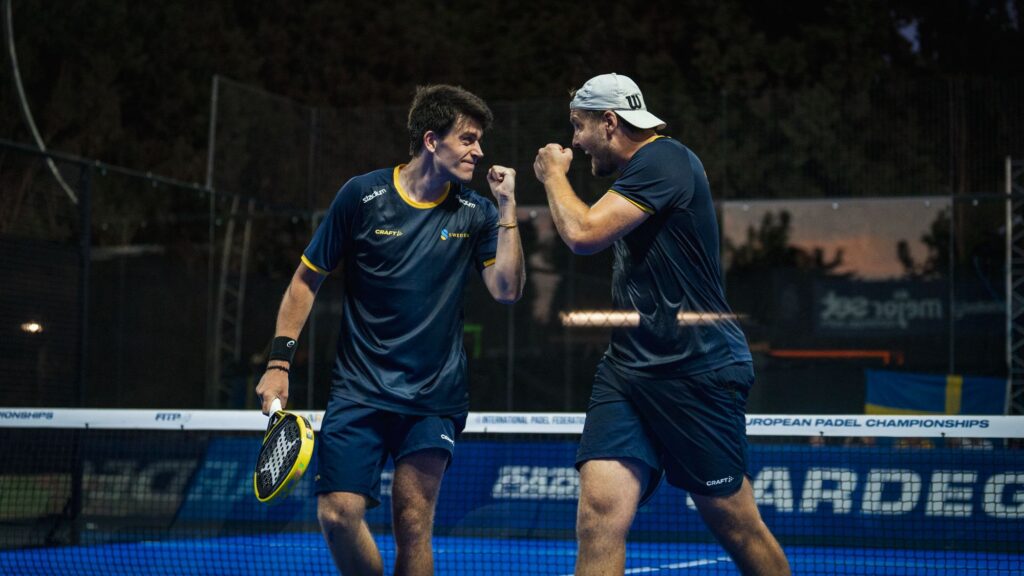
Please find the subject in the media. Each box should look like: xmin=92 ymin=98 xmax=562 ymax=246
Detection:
xmin=254 ymin=402 xmax=315 ymax=504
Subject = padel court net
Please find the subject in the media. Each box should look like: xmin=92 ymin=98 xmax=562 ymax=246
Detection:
xmin=0 ymin=409 xmax=1021 ymax=575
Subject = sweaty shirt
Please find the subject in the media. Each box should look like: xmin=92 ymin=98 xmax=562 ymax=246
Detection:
xmin=302 ymin=165 xmax=498 ymax=414
xmin=604 ymin=137 xmax=751 ymax=376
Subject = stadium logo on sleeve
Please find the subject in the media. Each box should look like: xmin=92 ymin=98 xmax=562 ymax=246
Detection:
xmin=457 ymin=196 xmax=477 ymax=209
xmin=362 ymin=187 xmax=388 ymax=203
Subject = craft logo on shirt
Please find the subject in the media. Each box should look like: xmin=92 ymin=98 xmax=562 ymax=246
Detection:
xmin=440 ymin=228 xmax=470 ymax=241
xmin=375 ymin=228 xmax=403 ymax=237
xmin=362 ymin=187 xmax=388 ymax=203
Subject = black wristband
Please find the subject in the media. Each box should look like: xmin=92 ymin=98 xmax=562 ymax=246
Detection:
xmin=269 ymin=336 xmax=297 ymax=363
xmin=266 ymin=365 xmax=289 ymax=374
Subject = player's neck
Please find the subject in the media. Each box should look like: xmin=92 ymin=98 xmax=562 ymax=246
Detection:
xmin=616 ymin=132 xmax=660 ymax=168
xmin=399 ymin=156 xmax=449 ymax=203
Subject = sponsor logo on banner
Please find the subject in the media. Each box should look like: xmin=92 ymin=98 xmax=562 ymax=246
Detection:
xmin=484 ymin=460 xmax=1023 ymax=520
xmin=818 ymin=288 xmax=942 ymax=331
xmin=745 ymin=416 xmax=992 ymax=431
xmin=0 ymin=410 xmax=53 ymax=420
xmin=749 ymin=466 xmax=1023 ymax=519
xmin=492 ymin=466 xmax=579 ymax=500
xmin=155 ymin=412 xmax=192 ymax=423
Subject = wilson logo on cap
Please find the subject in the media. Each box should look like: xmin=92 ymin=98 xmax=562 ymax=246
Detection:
xmin=570 ymin=73 xmax=666 ymax=130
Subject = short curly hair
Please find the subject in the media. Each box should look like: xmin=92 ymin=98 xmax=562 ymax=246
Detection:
xmin=407 ymin=85 xmax=493 ymax=156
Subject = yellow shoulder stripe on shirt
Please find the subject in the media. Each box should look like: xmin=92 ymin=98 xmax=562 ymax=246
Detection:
xmin=607 ymin=189 xmax=655 ymax=214
xmin=482 ymin=258 xmax=496 ymax=268
xmin=301 ymin=255 xmax=329 ymax=275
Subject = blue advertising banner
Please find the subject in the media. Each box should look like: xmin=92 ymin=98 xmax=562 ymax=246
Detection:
xmin=178 ymin=437 xmax=1024 ymax=549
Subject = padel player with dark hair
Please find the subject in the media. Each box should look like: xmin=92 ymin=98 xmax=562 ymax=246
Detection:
xmin=534 ymin=73 xmax=790 ymax=576
xmin=256 ymin=84 xmax=524 ymax=576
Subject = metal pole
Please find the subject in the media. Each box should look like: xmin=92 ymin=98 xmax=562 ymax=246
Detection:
xmin=4 ymin=0 xmax=77 ymax=204
xmin=506 ymin=304 xmax=515 ymax=410
xmin=307 ymin=106 xmax=318 ymax=409
xmin=947 ymin=79 xmax=955 ymax=376
xmin=205 ymin=75 xmax=220 ymax=405
xmin=76 ymin=164 xmax=92 ymax=407
xmin=948 ymin=200 xmax=956 ymax=375
xmin=204 ymin=75 xmax=220 ymax=192
xmin=1006 ymin=156 xmax=1013 ymax=414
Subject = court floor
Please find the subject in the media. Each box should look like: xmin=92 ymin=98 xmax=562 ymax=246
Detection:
xmin=1 ymin=533 xmax=1021 ymax=575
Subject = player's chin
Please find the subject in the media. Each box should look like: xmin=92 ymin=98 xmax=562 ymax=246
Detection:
xmin=454 ymin=164 xmax=476 ymax=182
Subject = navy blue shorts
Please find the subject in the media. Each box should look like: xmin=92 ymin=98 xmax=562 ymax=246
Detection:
xmin=576 ymin=359 xmax=753 ymax=501
xmin=314 ymin=392 xmax=467 ymax=508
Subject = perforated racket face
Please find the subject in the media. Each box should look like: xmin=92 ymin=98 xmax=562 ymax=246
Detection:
xmin=255 ymin=417 xmax=303 ymax=500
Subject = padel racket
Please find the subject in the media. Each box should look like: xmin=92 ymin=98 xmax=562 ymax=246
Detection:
xmin=254 ymin=398 xmax=315 ymax=503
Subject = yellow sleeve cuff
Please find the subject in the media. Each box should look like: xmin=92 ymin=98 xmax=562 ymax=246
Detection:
xmin=301 ymin=254 xmax=329 ymax=275
xmin=608 ymin=189 xmax=655 ymax=214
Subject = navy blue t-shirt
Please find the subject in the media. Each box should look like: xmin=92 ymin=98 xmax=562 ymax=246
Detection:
xmin=604 ymin=137 xmax=751 ymax=376
xmin=302 ymin=165 xmax=499 ymax=414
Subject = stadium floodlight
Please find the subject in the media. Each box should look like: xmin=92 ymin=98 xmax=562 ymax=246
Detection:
xmin=559 ymin=310 xmax=742 ymax=327
xmin=20 ymin=321 xmax=43 ymax=334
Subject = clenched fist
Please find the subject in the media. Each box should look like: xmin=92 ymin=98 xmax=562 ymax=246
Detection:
xmin=533 ymin=144 xmax=573 ymax=183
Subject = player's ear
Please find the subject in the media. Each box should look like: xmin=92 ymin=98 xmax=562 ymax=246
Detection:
xmin=423 ymin=130 xmax=439 ymax=154
xmin=603 ymin=111 xmax=618 ymax=137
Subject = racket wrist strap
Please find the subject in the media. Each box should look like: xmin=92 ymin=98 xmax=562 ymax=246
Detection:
xmin=269 ymin=336 xmax=298 ymax=363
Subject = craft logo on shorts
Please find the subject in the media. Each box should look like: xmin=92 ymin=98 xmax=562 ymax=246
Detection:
xmin=375 ymin=228 xmax=403 ymax=237
xmin=706 ymin=475 xmax=734 ymax=487
xmin=440 ymin=228 xmax=470 ymax=241
xmin=362 ymin=187 xmax=388 ymax=203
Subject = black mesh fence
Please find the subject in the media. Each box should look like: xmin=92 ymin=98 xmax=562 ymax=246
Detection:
xmin=1 ymin=75 xmax=1022 ymax=412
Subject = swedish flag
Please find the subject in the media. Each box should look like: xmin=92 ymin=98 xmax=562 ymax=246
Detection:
xmin=865 ymin=369 xmax=1006 ymax=415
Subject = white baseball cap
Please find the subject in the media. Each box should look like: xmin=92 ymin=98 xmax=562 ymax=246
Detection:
xmin=570 ymin=73 xmax=666 ymax=130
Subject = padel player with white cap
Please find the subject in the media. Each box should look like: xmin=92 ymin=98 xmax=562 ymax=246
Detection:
xmin=533 ymin=73 xmax=790 ymax=575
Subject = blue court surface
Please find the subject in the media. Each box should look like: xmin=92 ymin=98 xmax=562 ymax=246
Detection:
xmin=1 ymin=534 xmax=1020 ymax=575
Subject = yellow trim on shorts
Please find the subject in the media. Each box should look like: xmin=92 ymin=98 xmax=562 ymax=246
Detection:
xmin=607 ymin=189 xmax=655 ymax=214
xmin=301 ymin=255 xmax=329 ymax=275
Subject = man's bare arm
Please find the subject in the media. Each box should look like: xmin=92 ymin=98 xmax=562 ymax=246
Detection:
xmin=254 ymin=263 xmax=326 ymax=413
